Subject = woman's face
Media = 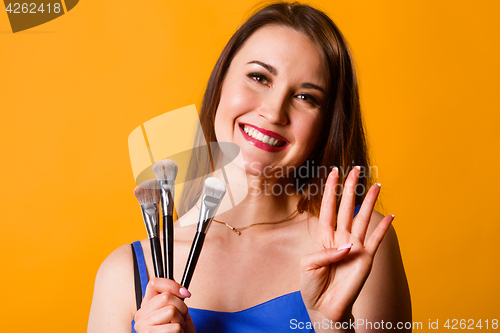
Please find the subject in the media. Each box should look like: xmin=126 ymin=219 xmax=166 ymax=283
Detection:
xmin=214 ymin=25 xmax=327 ymax=177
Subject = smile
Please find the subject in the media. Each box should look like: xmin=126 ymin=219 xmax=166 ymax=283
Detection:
xmin=239 ymin=123 xmax=290 ymax=152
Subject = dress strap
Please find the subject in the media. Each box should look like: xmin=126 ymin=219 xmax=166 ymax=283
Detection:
xmin=131 ymin=241 xmax=149 ymax=302
xmin=353 ymin=204 xmax=361 ymax=218
xmin=131 ymin=244 xmax=142 ymax=311
xmin=131 ymin=241 xmax=149 ymax=333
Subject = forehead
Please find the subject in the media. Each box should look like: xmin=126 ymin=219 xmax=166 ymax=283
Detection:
xmin=230 ymin=25 xmax=327 ymax=86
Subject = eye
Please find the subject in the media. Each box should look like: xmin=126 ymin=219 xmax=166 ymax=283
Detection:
xmin=247 ymin=72 xmax=269 ymax=85
xmin=296 ymin=93 xmax=320 ymax=106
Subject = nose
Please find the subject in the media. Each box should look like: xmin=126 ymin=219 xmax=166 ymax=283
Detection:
xmin=258 ymin=91 xmax=290 ymax=125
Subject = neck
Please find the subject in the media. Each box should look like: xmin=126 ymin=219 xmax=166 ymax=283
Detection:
xmin=203 ymin=160 xmax=304 ymax=230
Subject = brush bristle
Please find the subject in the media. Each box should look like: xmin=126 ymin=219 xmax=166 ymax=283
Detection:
xmin=134 ymin=179 xmax=161 ymax=205
xmin=203 ymin=177 xmax=226 ymax=200
xmin=153 ymin=159 xmax=178 ymax=181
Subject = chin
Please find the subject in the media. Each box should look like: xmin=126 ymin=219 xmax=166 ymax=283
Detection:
xmin=242 ymin=155 xmax=288 ymax=180
xmin=243 ymin=160 xmax=267 ymax=177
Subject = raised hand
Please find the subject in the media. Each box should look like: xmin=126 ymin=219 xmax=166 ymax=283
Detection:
xmin=134 ymin=278 xmax=196 ymax=333
xmin=300 ymin=166 xmax=394 ymax=325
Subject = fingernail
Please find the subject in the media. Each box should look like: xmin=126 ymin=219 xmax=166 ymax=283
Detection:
xmin=179 ymin=287 xmax=191 ymax=298
xmin=355 ymin=166 xmax=361 ymax=171
xmin=337 ymin=243 xmax=353 ymax=251
xmin=375 ymin=183 xmax=381 ymax=187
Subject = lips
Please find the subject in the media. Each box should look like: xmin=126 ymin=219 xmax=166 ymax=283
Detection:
xmin=238 ymin=123 xmax=290 ymax=152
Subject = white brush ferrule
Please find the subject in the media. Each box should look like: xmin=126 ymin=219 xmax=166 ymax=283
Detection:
xmin=197 ymin=194 xmax=222 ymax=234
xmin=140 ymin=203 xmax=160 ymax=238
xmin=159 ymin=180 xmax=175 ymax=216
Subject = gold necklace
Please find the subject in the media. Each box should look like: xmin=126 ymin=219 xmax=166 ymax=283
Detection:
xmin=214 ymin=209 xmax=300 ymax=235
xmin=195 ymin=204 xmax=300 ymax=235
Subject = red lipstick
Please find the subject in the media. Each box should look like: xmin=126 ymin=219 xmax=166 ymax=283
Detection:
xmin=238 ymin=123 xmax=290 ymax=152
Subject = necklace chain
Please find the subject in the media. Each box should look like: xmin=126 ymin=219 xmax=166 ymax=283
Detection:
xmin=195 ymin=203 xmax=299 ymax=235
xmin=213 ymin=209 xmax=299 ymax=235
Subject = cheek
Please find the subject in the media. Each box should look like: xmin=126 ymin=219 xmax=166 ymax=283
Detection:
xmin=214 ymin=83 xmax=254 ymax=140
xmin=218 ymin=81 xmax=260 ymax=118
xmin=297 ymin=114 xmax=324 ymax=147
xmin=215 ymin=85 xmax=261 ymax=142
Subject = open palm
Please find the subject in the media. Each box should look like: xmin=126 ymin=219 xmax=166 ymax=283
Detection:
xmin=300 ymin=166 xmax=394 ymax=323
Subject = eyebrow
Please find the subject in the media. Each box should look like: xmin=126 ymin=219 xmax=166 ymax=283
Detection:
xmin=248 ymin=60 xmax=278 ymax=75
xmin=300 ymin=82 xmax=325 ymax=93
xmin=247 ymin=60 xmax=325 ymax=93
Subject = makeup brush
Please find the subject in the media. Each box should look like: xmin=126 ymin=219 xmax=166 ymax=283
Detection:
xmin=134 ymin=179 xmax=164 ymax=278
xmin=181 ymin=177 xmax=226 ymax=289
xmin=153 ymin=159 xmax=178 ymax=280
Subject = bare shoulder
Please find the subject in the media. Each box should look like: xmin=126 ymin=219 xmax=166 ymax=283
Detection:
xmin=365 ymin=210 xmax=403 ymax=263
xmin=362 ymin=210 xmax=399 ymax=252
xmin=353 ymin=210 xmax=413 ymax=330
xmin=364 ymin=210 xmax=387 ymax=234
xmin=88 ymin=244 xmax=136 ymax=333
xmin=98 ymin=243 xmax=134 ymax=276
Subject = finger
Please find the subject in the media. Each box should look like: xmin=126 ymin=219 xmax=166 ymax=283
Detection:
xmin=141 ymin=291 xmax=189 ymax=317
xmin=337 ymin=166 xmax=361 ymax=233
xmin=315 ymin=167 xmax=338 ymax=248
xmin=143 ymin=278 xmax=191 ymax=303
xmin=147 ymin=323 xmax=183 ymax=333
xmin=147 ymin=305 xmax=186 ymax=326
xmin=135 ymin=310 xmax=185 ymax=333
xmin=351 ymin=183 xmax=381 ymax=241
xmin=301 ymin=243 xmax=352 ymax=270
xmin=365 ymin=215 xmax=394 ymax=255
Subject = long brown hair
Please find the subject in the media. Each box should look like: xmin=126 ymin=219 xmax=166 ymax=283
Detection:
xmin=178 ymin=1 xmax=371 ymax=217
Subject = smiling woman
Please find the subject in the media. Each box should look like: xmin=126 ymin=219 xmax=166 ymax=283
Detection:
xmin=88 ymin=2 xmax=411 ymax=333
xmin=214 ymin=25 xmax=326 ymax=175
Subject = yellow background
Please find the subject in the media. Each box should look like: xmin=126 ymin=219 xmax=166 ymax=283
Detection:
xmin=1 ymin=0 xmax=499 ymax=331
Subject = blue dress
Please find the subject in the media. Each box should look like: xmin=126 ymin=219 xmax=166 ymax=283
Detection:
xmin=131 ymin=205 xmax=361 ymax=332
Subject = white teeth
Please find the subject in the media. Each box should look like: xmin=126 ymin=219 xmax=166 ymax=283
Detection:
xmin=242 ymin=125 xmax=282 ymax=147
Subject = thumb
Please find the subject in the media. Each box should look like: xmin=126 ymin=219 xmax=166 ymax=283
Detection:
xmin=143 ymin=278 xmax=191 ymax=302
xmin=301 ymin=244 xmax=352 ymax=271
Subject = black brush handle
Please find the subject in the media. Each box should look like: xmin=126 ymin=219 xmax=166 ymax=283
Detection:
xmin=150 ymin=236 xmax=164 ymax=278
xmin=181 ymin=231 xmax=205 ymax=289
xmin=163 ymin=214 xmax=174 ymax=280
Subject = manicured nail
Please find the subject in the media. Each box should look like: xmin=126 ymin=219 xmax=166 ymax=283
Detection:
xmin=337 ymin=243 xmax=353 ymax=251
xmin=355 ymin=166 xmax=361 ymax=170
xmin=375 ymin=183 xmax=381 ymax=187
xmin=179 ymin=287 xmax=191 ymax=298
